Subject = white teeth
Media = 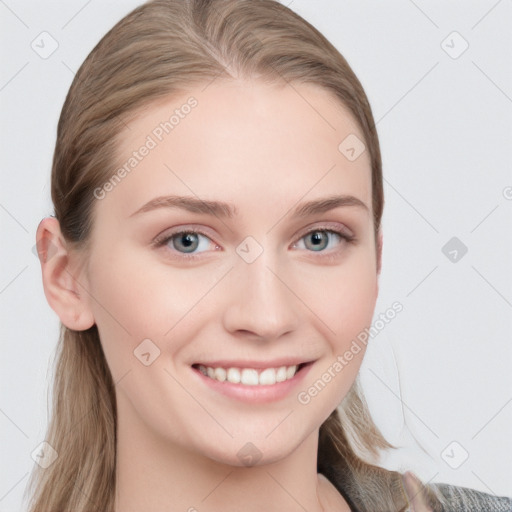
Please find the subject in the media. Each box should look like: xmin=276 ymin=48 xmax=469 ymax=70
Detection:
xmin=241 ymin=368 xmax=259 ymax=386
xmin=227 ymin=367 xmax=241 ymax=383
xmin=276 ymin=366 xmax=287 ymax=382
xmin=214 ymin=367 xmax=226 ymax=382
xmin=259 ymin=368 xmax=276 ymax=386
xmin=197 ymin=364 xmax=300 ymax=386
xmin=286 ymin=365 xmax=296 ymax=379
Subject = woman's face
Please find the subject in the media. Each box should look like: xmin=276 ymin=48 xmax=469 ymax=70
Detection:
xmin=80 ymin=79 xmax=381 ymax=466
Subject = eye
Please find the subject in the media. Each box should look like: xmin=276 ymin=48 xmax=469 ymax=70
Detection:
xmin=152 ymin=224 xmax=356 ymax=261
xmin=292 ymin=226 xmax=356 ymax=256
xmin=153 ymin=228 xmax=218 ymax=260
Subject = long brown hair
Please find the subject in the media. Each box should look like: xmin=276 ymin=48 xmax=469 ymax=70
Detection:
xmin=25 ymin=1 xmax=441 ymax=510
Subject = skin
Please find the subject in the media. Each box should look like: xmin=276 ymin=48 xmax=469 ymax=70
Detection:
xmin=37 ymin=78 xmax=384 ymax=512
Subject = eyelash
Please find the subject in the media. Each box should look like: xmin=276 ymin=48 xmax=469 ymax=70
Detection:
xmin=152 ymin=226 xmax=357 ymax=262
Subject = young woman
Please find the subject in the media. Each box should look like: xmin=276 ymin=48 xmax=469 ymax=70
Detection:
xmin=27 ymin=0 xmax=512 ymax=510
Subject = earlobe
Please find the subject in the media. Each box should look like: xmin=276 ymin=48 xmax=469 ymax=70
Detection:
xmin=35 ymin=217 xmax=95 ymax=331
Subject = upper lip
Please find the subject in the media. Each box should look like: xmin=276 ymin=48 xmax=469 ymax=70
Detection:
xmin=193 ymin=359 xmax=314 ymax=369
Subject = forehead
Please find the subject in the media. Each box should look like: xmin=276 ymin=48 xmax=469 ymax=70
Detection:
xmin=100 ymin=79 xmax=372 ymax=220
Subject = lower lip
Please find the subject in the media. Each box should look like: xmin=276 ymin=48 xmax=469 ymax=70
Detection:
xmin=191 ymin=363 xmax=314 ymax=403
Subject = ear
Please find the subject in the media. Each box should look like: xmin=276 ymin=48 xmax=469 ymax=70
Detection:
xmin=35 ymin=217 xmax=95 ymax=331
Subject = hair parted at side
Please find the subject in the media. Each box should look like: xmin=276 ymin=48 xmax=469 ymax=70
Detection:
xmin=25 ymin=1 xmax=441 ymax=511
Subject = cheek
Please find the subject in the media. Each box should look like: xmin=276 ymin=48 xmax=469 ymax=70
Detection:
xmin=295 ymin=254 xmax=378 ymax=405
xmin=85 ymin=245 xmax=226 ymax=374
xmin=330 ymin=266 xmax=377 ymax=372
xmin=294 ymin=250 xmax=378 ymax=342
xmin=332 ymin=267 xmax=378 ymax=345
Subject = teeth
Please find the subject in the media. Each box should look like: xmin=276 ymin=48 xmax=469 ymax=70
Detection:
xmin=259 ymin=368 xmax=276 ymax=385
xmin=197 ymin=364 xmax=300 ymax=386
xmin=241 ymin=369 xmax=259 ymax=386
xmin=227 ymin=367 xmax=241 ymax=383
xmin=276 ymin=366 xmax=287 ymax=382
xmin=286 ymin=366 xmax=296 ymax=379
xmin=214 ymin=367 xmax=226 ymax=382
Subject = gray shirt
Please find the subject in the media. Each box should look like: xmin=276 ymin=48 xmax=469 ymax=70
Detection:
xmin=402 ymin=470 xmax=512 ymax=511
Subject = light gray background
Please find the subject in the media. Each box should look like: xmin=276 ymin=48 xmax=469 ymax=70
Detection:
xmin=1 ymin=1 xmax=511 ymax=510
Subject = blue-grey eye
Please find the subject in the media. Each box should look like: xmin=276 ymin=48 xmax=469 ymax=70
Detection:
xmin=163 ymin=231 xmax=212 ymax=254
xmin=300 ymin=230 xmax=344 ymax=252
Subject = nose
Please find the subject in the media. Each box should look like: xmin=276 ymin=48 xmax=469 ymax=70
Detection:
xmin=221 ymin=250 xmax=300 ymax=341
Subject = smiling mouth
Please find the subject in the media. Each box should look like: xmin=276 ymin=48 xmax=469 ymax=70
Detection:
xmin=192 ymin=362 xmax=310 ymax=386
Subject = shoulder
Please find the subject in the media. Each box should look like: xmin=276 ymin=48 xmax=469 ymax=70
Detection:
xmin=401 ymin=471 xmax=512 ymax=512
xmin=428 ymin=482 xmax=512 ymax=512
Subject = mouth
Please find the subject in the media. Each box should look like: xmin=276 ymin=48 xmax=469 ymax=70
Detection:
xmin=191 ymin=361 xmax=311 ymax=386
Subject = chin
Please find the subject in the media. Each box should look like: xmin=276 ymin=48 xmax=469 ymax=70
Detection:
xmin=200 ymin=433 xmax=305 ymax=469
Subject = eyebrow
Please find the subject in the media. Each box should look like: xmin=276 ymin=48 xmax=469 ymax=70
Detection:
xmin=129 ymin=194 xmax=369 ymax=219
